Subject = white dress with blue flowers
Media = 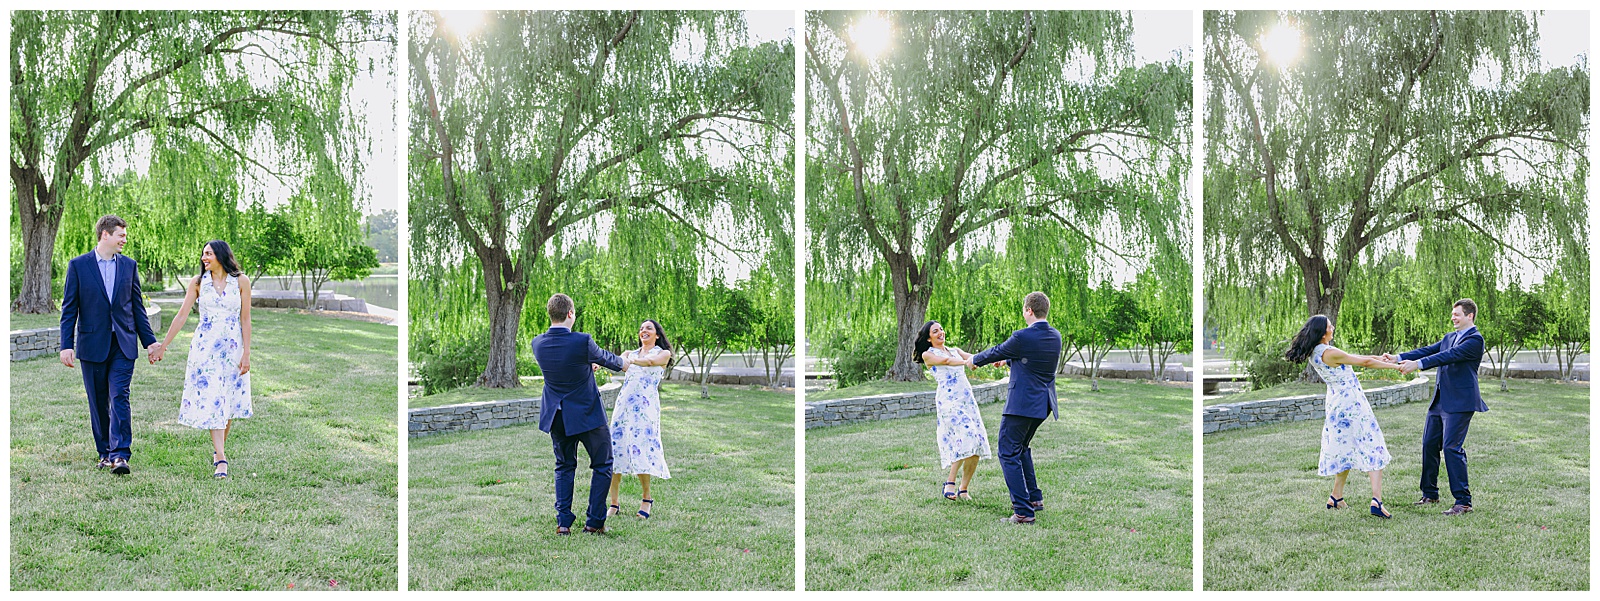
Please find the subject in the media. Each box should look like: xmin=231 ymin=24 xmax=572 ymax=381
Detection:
xmin=178 ymin=272 xmax=252 ymax=430
xmin=1311 ymin=344 xmax=1390 ymax=475
xmin=930 ymin=346 xmax=991 ymax=468
xmin=609 ymin=347 xmax=670 ymax=478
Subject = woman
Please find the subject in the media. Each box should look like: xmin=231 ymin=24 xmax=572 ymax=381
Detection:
xmin=606 ymin=319 xmax=673 ymax=519
xmin=1284 ymin=314 xmax=1399 ymax=518
xmin=915 ymin=320 xmax=991 ymax=501
xmin=156 ymin=240 xmax=252 ymax=479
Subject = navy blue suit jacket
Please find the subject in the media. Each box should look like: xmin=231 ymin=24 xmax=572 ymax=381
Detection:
xmin=60 ymin=252 xmax=156 ymax=363
xmin=972 ymin=320 xmax=1062 ymax=420
xmin=532 ymin=327 xmax=626 ymax=435
xmin=1400 ymin=326 xmax=1488 ymax=413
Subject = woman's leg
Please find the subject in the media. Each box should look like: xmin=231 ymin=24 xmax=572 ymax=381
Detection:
xmin=1368 ymin=469 xmax=1383 ymax=502
xmin=638 ymin=475 xmax=653 ymax=515
xmin=607 ymin=474 xmax=623 ymax=510
xmin=960 ymin=456 xmax=978 ymax=489
xmin=1331 ymin=469 xmax=1350 ymax=505
xmin=945 ymin=463 xmax=961 ymax=497
xmin=210 ymin=428 xmax=227 ymax=475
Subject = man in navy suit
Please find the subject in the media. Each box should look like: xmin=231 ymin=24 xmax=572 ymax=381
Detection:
xmin=59 ymin=215 xmax=160 ymax=476
xmin=969 ymin=291 xmax=1062 ymax=524
xmin=531 ymin=293 xmax=627 ymax=535
xmin=1385 ymin=298 xmax=1488 ymax=516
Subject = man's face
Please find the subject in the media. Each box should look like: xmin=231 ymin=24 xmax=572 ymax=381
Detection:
xmin=1451 ymin=305 xmax=1469 ymax=329
xmin=100 ymin=227 xmax=127 ymax=253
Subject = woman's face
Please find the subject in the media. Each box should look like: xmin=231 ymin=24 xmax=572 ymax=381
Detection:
xmin=1321 ymin=324 xmax=1334 ymax=343
xmin=929 ymin=322 xmax=946 ymax=345
xmin=201 ymin=244 xmax=217 ymax=271
xmin=639 ymin=321 xmax=658 ymax=346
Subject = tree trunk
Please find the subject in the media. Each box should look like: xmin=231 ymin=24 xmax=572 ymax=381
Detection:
xmin=15 ymin=215 xmax=62 ymax=314
xmin=887 ymin=259 xmax=931 ymax=382
xmin=478 ymin=258 xmax=526 ymax=388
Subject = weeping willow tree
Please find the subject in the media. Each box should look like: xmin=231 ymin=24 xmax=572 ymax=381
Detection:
xmin=1205 ymin=10 xmax=1589 ymax=333
xmin=409 ymin=10 xmax=794 ymax=388
xmin=10 ymin=10 xmax=394 ymax=313
xmin=807 ymin=10 xmax=1191 ymax=380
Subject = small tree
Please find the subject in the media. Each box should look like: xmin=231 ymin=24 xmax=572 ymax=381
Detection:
xmin=1484 ymin=288 xmax=1547 ymax=392
xmin=1081 ymin=284 xmax=1142 ymax=392
xmin=679 ymin=281 xmax=758 ymax=399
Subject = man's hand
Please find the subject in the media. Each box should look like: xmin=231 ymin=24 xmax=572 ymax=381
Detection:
xmin=995 ymin=360 xmax=1008 ymax=369
xmin=1380 ymin=352 xmax=1397 ymax=363
xmin=1399 ymin=360 xmax=1420 ymax=375
xmin=60 ymin=349 xmax=75 ymax=368
xmin=147 ymin=342 xmax=165 ymax=364
xmin=592 ymin=363 xmax=602 ymax=372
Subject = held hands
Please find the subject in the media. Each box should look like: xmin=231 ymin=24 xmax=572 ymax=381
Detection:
xmin=59 ymin=349 xmax=75 ymax=368
xmin=147 ymin=342 xmax=165 ymax=364
xmin=1398 ymin=360 xmax=1420 ymax=375
xmin=1379 ymin=352 xmax=1398 ymax=363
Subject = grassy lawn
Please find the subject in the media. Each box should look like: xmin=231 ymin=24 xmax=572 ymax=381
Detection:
xmin=806 ymin=377 xmax=1191 ymax=590
xmin=10 ymin=309 xmax=399 ymax=590
xmin=10 ymin=311 xmax=64 ymax=332
xmin=408 ymin=382 xmax=795 ymax=590
xmin=1204 ymin=380 xmax=1588 ymax=590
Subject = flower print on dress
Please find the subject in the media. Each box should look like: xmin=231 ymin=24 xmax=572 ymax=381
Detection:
xmin=178 ymin=271 xmax=252 ymax=430
xmin=928 ymin=346 xmax=991 ymax=468
xmin=608 ymin=347 xmax=671 ymax=478
xmin=1310 ymin=343 xmax=1390 ymax=476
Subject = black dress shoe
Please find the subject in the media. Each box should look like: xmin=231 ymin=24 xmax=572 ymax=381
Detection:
xmin=999 ymin=514 xmax=1036 ymax=525
xmin=110 ymin=458 xmax=130 ymax=475
xmin=96 ymin=458 xmax=113 ymax=470
xmin=1413 ymin=496 xmax=1440 ymax=505
xmin=582 ymin=525 xmax=607 ymax=535
xmin=1443 ymin=504 xmax=1473 ymax=516
xmin=556 ymin=526 xmax=571 ymax=536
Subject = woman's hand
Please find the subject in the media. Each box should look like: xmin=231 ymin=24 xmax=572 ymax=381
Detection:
xmin=238 ymin=353 xmax=250 ymax=375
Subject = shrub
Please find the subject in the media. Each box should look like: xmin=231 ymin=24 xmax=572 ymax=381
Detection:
xmin=826 ymin=329 xmax=899 ymax=389
xmin=1232 ymin=329 xmax=1300 ymax=390
xmin=418 ymin=334 xmax=488 ymax=395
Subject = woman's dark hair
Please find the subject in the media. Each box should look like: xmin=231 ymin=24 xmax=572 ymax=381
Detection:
xmin=197 ymin=240 xmax=243 ymax=281
xmin=1284 ymin=314 xmax=1332 ymax=363
xmin=913 ymin=320 xmax=938 ymax=364
xmin=644 ymin=319 xmax=672 ymax=351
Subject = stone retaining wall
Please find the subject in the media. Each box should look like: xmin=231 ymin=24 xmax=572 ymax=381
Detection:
xmin=251 ymin=290 xmax=369 ymax=312
xmin=1060 ymin=362 xmax=1193 ymax=382
xmin=1203 ymin=376 xmax=1432 ymax=434
xmin=804 ymin=378 xmax=1009 ymax=429
xmin=409 ymin=383 xmax=621 ymax=437
xmin=11 ymin=309 xmax=162 ymax=362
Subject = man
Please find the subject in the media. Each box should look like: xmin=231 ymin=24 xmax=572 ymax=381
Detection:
xmin=531 ymin=293 xmax=627 ymax=535
xmin=60 ymin=215 xmax=161 ymax=475
xmin=969 ymin=291 xmax=1062 ymax=524
xmin=1385 ymin=298 xmax=1487 ymax=516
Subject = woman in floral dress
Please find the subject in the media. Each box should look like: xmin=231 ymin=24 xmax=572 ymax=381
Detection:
xmin=915 ymin=320 xmax=991 ymax=501
xmin=1284 ymin=314 xmax=1401 ymax=518
xmin=153 ymin=240 xmax=252 ymax=479
xmin=606 ymin=320 xmax=673 ymax=519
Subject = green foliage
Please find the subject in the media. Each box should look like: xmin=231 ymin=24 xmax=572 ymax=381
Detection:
xmin=825 ymin=327 xmax=899 ymax=389
xmin=1205 ymin=10 xmax=1588 ymax=342
xmin=11 ymin=10 xmax=396 ymax=310
xmin=418 ymin=332 xmax=489 ymax=395
xmin=365 ymin=210 xmax=400 ymax=263
xmin=408 ymin=10 xmax=794 ymax=386
xmin=1231 ymin=328 xmax=1301 ymax=390
xmin=806 ymin=10 xmax=1192 ymax=378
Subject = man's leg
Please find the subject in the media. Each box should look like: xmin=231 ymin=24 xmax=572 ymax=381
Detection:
xmin=1441 ymin=411 xmax=1475 ymax=507
xmin=997 ymin=415 xmax=1041 ymax=518
xmin=1021 ymin=441 xmax=1043 ymax=506
xmin=577 ymin=423 xmax=614 ymax=530
xmin=1419 ymin=400 xmax=1444 ymax=501
xmin=106 ymin=338 xmax=135 ymax=461
xmin=550 ymin=412 xmax=579 ymax=529
xmin=80 ymin=357 xmax=113 ymax=461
